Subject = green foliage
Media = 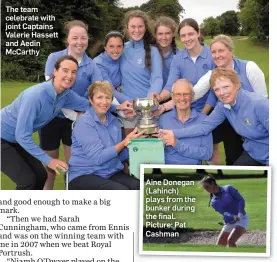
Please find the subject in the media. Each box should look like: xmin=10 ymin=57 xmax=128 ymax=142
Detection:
xmin=238 ymin=0 xmax=269 ymax=40
xmin=200 ymin=17 xmax=220 ymax=38
xmin=140 ymin=0 xmax=184 ymax=23
xmin=218 ymin=11 xmax=240 ymax=36
xmin=1 ymin=62 xmax=27 ymax=80
xmin=143 ymin=178 xmax=268 ymax=231
xmin=1 ymin=0 xmax=125 ymax=81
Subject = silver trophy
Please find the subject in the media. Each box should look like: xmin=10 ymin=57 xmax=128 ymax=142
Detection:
xmin=133 ymin=98 xmax=159 ymax=135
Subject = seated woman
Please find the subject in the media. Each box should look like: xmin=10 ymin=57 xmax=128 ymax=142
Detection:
xmin=1 ymin=55 xmax=90 ymax=190
xmin=159 ymin=68 xmax=269 ymax=166
xmin=199 ymin=175 xmax=248 ymax=247
xmin=68 ymin=82 xmax=144 ymax=190
xmin=159 ymin=79 xmax=213 ymax=164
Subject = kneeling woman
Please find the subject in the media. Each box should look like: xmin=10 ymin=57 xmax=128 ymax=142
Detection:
xmin=68 ymin=82 xmax=143 ymax=190
xmin=1 ymin=55 xmax=89 ymax=190
xmin=200 ymin=175 xmax=248 ymax=247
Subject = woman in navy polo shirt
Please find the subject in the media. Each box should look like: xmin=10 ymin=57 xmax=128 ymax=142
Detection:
xmin=200 ymin=175 xmax=248 ymax=247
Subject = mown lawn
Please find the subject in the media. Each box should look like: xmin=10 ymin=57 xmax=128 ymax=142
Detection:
xmin=143 ymin=178 xmax=268 ymax=231
xmin=143 ymin=243 xmax=266 ymax=253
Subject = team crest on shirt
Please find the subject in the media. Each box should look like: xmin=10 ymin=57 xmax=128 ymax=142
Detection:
xmin=82 ymin=72 xmax=87 ymax=78
xmin=137 ymin=58 xmax=143 ymax=65
xmin=244 ymin=118 xmax=251 ymax=125
xmin=202 ymin=64 xmax=208 ymax=69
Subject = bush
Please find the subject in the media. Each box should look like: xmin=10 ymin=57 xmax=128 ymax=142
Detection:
xmin=1 ymin=62 xmax=27 ymax=81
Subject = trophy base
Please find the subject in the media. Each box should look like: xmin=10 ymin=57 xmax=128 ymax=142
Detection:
xmin=137 ymin=124 xmax=158 ymax=135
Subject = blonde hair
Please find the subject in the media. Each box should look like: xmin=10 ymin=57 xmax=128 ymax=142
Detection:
xmin=88 ymin=81 xmax=114 ymax=100
xmin=210 ymin=68 xmax=240 ymax=89
xmin=210 ymin=34 xmax=234 ymax=53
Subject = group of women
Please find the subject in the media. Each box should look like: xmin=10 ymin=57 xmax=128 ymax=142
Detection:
xmin=1 ymin=10 xmax=269 ymax=191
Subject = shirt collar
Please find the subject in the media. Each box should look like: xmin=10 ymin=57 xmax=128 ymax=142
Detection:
xmin=213 ymin=186 xmax=223 ymax=197
xmin=223 ymin=88 xmax=243 ymax=111
xmin=65 ymin=48 xmax=90 ymax=67
xmin=45 ymin=80 xmax=71 ymax=102
xmin=233 ymin=58 xmax=241 ymax=74
xmin=182 ymin=43 xmax=208 ymax=59
xmin=129 ymin=39 xmax=144 ymax=48
xmin=103 ymin=51 xmax=118 ymax=65
xmin=172 ymin=107 xmax=198 ymax=123
xmin=88 ymin=106 xmax=116 ymax=125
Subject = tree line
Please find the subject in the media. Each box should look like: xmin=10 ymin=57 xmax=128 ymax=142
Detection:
xmin=200 ymin=0 xmax=269 ymax=39
xmin=1 ymin=0 xmax=268 ymax=81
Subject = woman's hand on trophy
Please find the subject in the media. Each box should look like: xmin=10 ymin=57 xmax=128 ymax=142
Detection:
xmin=116 ymin=101 xmax=136 ymax=119
xmin=150 ymin=92 xmax=162 ymax=103
xmin=116 ymin=101 xmax=133 ymax=111
xmin=123 ymin=127 xmax=146 ymax=146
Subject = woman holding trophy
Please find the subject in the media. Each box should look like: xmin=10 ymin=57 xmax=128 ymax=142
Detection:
xmin=68 ymin=82 xmax=144 ymax=190
xmin=120 ymin=10 xmax=163 ymax=136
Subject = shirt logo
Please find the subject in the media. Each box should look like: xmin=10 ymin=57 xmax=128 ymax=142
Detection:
xmin=202 ymin=64 xmax=208 ymax=70
xmin=245 ymin=118 xmax=251 ymax=125
xmin=82 ymin=72 xmax=87 ymax=79
xmin=133 ymin=147 xmax=138 ymax=152
xmin=137 ymin=58 xmax=143 ymax=65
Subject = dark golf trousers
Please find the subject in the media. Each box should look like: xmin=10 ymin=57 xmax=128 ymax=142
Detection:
xmin=69 ymin=171 xmax=140 ymax=190
xmin=1 ymin=138 xmax=47 ymax=190
xmin=233 ymin=150 xmax=264 ymax=166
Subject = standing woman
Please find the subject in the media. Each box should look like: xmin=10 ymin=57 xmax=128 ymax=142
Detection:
xmin=157 ymin=18 xmax=214 ymax=112
xmin=1 ymin=56 xmax=89 ymax=190
xmin=93 ymin=31 xmax=132 ymax=104
xmin=199 ymin=175 xmax=248 ymax=247
xmin=153 ymin=16 xmax=178 ymax=87
xmin=40 ymin=20 xmax=103 ymax=189
xmin=120 ymin=10 xmax=163 ymax=136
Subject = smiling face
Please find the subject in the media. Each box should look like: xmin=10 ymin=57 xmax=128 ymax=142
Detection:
xmin=53 ymin=59 xmax=78 ymax=91
xmin=179 ymin=25 xmax=200 ymax=51
xmin=89 ymin=90 xmax=113 ymax=116
xmin=105 ymin=37 xmax=124 ymax=60
xmin=127 ymin=17 xmax=146 ymax=41
xmin=211 ymin=41 xmax=233 ymax=68
xmin=155 ymin=25 xmax=174 ymax=48
xmin=172 ymin=81 xmax=193 ymax=111
xmin=67 ymin=26 xmax=88 ymax=57
xmin=212 ymin=77 xmax=240 ymax=105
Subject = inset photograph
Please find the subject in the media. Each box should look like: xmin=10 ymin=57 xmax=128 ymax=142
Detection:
xmin=139 ymin=165 xmax=270 ymax=257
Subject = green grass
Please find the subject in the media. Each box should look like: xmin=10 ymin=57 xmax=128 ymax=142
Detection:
xmin=143 ymin=243 xmax=266 ymax=253
xmin=143 ymin=177 xmax=268 ymax=253
xmin=144 ymin=168 xmax=265 ymax=175
xmin=1 ymin=81 xmax=66 ymax=190
xmin=143 ymin=178 xmax=268 ymax=231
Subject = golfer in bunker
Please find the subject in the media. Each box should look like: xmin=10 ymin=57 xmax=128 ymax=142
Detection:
xmin=200 ymin=175 xmax=248 ymax=247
